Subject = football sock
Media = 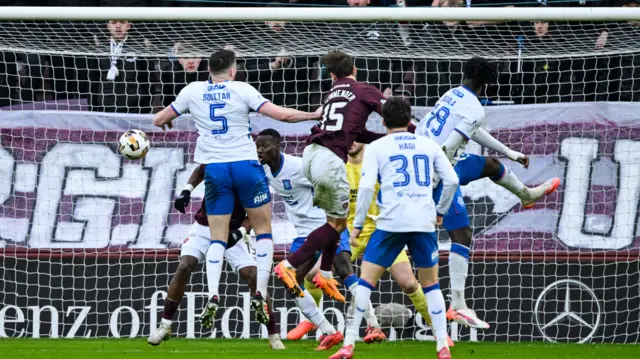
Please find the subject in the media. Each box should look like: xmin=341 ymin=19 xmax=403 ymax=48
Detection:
xmin=255 ymin=233 xmax=274 ymax=296
xmin=287 ymin=223 xmax=337 ymax=268
xmin=423 ymin=283 xmax=448 ymax=348
xmin=320 ymin=238 xmax=339 ymax=272
xmin=304 ymin=277 xmax=323 ymax=307
xmin=494 ymin=163 xmax=527 ymax=198
xmin=205 ymin=240 xmax=227 ymax=298
xmin=295 ymin=290 xmax=336 ymax=335
xmin=161 ymin=298 xmax=180 ymax=323
xmin=344 ymin=274 xmax=378 ymax=328
xmin=267 ymin=312 xmax=278 ymax=335
xmin=345 ymin=279 xmax=375 ymax=347
xmin=408 ymin=286 xmax=432 ymax=326
xmin=449 ymin=243 xmax=470 ymax=310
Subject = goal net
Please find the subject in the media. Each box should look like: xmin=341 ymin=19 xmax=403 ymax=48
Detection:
xmin=0 ymin=7 xmax=638 ymax=344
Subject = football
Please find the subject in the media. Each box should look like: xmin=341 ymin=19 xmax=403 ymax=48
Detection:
xmin=119 ymin=129 xmax=150 ymax=160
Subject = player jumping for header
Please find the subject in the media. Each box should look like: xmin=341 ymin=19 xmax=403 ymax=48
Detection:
xmin=147 ymin=165 xmax=284 ymax=349
xmin=331 ymin=97 xmax=459 ymax=359
xmin=274 ymin=51 xmax=393 ymax=302
xmin=153 ymin=49 xmax=320 ymax=328
xmin=415 ymin=57 xmax=561 ymax=329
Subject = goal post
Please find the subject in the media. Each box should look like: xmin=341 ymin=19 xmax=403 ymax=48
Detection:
xmin=0 ymin=6 xmax=639 ymax=21
xmin=0 ymin=6 xmax=639 ymax=344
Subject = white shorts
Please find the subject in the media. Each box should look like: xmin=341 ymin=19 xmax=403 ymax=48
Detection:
xmin=180 ymin=222 xmax=256 ymax=273
xmin=302 ymin=143 xmax=350 ymax=219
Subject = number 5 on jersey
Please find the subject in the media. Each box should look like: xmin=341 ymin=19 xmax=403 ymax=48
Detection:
xmin=210 ymin=103 xmax=228 ymax=134
xmin=321 ymin=101 xmax=347 ymax=131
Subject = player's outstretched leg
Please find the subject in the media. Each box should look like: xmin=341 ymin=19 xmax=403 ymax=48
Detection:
xmin=276 ymin=220 xmax=345 ymax=301
xmin=148 ymin=255 xmax=199 ymax=345
xmin=481 ymin=157 xmax=560 ymax=209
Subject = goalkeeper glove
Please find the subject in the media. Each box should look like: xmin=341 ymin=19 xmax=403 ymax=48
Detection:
xmin=174 ymin=189 xmax=191 ymax=214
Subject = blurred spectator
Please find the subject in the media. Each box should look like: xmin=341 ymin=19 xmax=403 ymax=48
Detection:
xmin=87 ymin=20 xmax=157 ymax=113
xmin=503 ymin=21 xmax=573 ymax=104
xmin=159 ymin=42 xmax=208 ymax=108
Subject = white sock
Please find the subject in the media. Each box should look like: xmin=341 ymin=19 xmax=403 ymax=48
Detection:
xmin=295 ymin=290 xmax=336 ymax=335
xmin=255 ymin=236 xmax=274 ymax=296
xmin=161 ymin=318 xmax=172 ymax=325
xmin=345 ymin=281 xmax=373 ymax=347
xmin=349 ymin=282 xmax=378 ymax=328
xmin=495 ymin=165 xmax=527 ymax=199
xmin=205 ymin=241 xmax=227 ymax=298
xmin=449 ymin=244 xmax=469 ymax=310
xmin=320 ymin=269 xmax=333 ymax=279
xmin=424 ymin=283 xmax=448 ymax=351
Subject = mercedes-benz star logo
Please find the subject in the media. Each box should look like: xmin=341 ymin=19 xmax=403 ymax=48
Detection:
xmin=534 ymin=279 xmax=601 ymax=343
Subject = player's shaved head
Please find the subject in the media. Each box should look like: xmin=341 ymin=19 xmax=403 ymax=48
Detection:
xmin=462 ymin=56 xmax=498 ymax=91
xmin=321 ymin=51 xmax=355 ymax=79
xmin=382 ymin=97 xmax=412 ymax=130
xmin=257 ymin=128 xmax=281 ymax=144
xmin=208 ymin=49 xmax=237 ymax=76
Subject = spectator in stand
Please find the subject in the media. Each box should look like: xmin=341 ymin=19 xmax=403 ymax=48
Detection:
xmin=590 ymin=0 xmax=640 ymax=101
xmin=507 ymin=20 xmax=572 ymax=104
xmin=159 ymin=42 xmax=209 ymax=108
xmin=88 ymin=20 xmax=157 ymax=114
xmin=245 ymin=6 xmax=312 ymax=110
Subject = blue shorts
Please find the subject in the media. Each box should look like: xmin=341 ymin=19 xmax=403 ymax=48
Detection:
xmin=363 ymin=230 xmax=439 ymax=269
xmin=433 ymin=183 xmax=470 ymax=231
xmin=204 ymin=160 xmax=271 ymax=215
xmin=289 ymin=230 xmax=351 ymax=259
xmin=455 ymin=153 xmax=486 ymax=186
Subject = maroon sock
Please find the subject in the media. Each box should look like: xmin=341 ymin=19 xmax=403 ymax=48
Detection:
xmin=267 ymin=312 xmax=278 ymax=335
xmin=288 ymin=223 xmax=338 ymax=268
xmin=320 ymin=239 xmax=339 ymax=271
xmin=162 ymin=298 xmax=180 ymax=320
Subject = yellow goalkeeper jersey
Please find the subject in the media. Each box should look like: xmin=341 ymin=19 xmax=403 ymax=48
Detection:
xmin=346 ymin=161 xmax=379 ymax=236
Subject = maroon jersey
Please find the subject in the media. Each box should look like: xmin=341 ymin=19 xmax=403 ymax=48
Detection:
xmin=307 ymin=77 xmax=385 ymax=162
xmin=194 ymin=197 xmax=246 ymax=231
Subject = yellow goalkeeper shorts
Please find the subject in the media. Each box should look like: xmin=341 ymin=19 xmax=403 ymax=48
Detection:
xmin=350 ymin=229 xmax=410 ymax=268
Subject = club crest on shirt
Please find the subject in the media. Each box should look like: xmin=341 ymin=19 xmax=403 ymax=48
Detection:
xmin=283 ymin=179 xmax=292 ymax=190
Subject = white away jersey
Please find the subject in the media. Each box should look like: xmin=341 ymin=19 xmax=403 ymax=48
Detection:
xmin=360 ymin=132 xmax=458 ymax=233
xmin=171 ymin=80 xmax=269 ymax=164
xmin=416 ymin=85 xmax=485 ymax=162
xmin=264 ymin=154 xmax=326 ymax=238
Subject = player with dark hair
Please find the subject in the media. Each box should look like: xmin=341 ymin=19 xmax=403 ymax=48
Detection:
xmin=274 ymin=51 xmax=397 ymax=302
xmin=416 ymin=56 xmax=560 ymax=329
xmin=153 ymin=48 xmax=320 ymax=335
xmin=147 ymin=165 xmax=284 ymax=349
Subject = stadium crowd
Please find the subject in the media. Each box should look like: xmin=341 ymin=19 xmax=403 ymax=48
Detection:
xmin=0 ymin=0 xmax=638 ymax=112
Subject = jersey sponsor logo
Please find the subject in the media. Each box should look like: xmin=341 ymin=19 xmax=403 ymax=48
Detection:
xmin=207 ymin=84 xmax=226 ymax=91
xmin=282 ymin=179 xmax=292 ymax=190
xmin=253 ymin=193 xmax=268 ymax=204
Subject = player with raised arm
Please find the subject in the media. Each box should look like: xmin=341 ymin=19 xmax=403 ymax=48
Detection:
xmin=331 ymin=97 xmax=459 ymax=359
xmin=415 ymin=57 xmax=561 ymax=329
xmin=274 ymin=51 xmax=391 ymax=302
xmin=256 ymin=128 xmax=378 ymax=350
xmin=153 ymin=49 xmax=319 ymax=322
xmin=147 ymin=165 xmax=284 ymax=349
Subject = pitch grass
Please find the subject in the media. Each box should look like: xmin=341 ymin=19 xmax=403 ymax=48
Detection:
xmin=0 ymin=339 xmax=638 ymax=359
